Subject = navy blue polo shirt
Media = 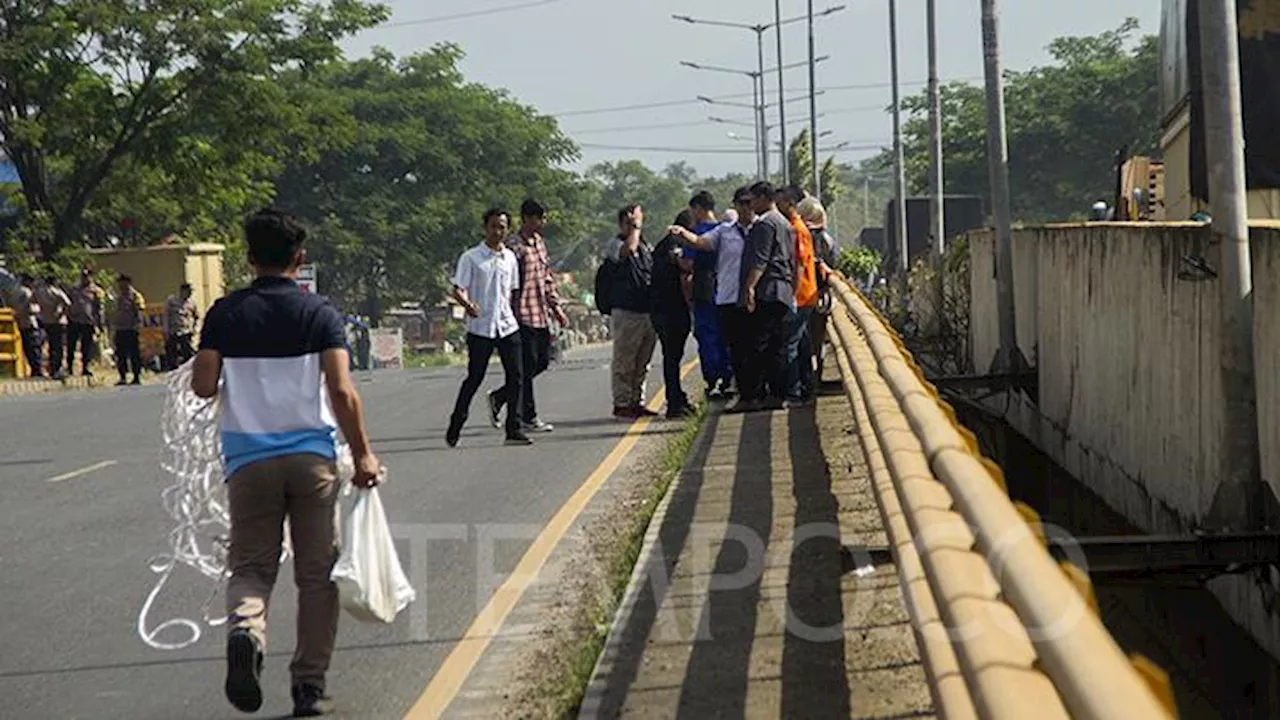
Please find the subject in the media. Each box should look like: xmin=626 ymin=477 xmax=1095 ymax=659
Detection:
xmin=199 ymin=276 xmax=347 ymax=476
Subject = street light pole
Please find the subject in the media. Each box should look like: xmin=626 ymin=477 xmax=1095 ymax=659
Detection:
xmin=927 ymin=0 xmax=945 ymax=260
xmin=775 ymin=0 xmax=789 ymax=185
xmin=808 ymin=0 xmax=821 ymax=197
xmin=889 ymin=0 xmax=908 ymax=277
xmin=980 ymin=0 xmax=1020 ymax=371
xmin=1199 ymin=0 xmax=1264 ymax=530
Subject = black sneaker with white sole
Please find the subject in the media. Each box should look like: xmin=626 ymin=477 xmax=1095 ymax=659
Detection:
xmin=225 ymin=629 xmax=264 ymax=713
xmin=292 ymin=683 xmax=334 ymax=717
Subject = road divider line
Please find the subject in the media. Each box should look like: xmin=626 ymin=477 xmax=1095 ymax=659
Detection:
xmin=404 ymin=358 xmax=699 ymax=720
xmin=46 ymin=460 xmax=119 ymax=483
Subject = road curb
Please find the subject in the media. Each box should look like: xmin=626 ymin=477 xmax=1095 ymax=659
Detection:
xmin=0 ymin=375 xmax=103 ymax=398
xmin=577 ymin=405 xmax=720 ymax=719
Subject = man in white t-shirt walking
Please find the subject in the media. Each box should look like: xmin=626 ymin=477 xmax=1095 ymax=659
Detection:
xmin=447 ymin=208 xmax=531 ymax=447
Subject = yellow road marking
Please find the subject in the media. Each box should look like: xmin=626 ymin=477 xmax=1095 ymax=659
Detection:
xmin=46 ymin=460 xmax=118 ymax=483
xmin=404 ymin=358 xmax=699 ymax=719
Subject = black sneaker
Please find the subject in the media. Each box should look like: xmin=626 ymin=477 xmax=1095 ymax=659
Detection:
xmin=504 ymin=432 xmax=533 ymax=446
xmin=667 ymin=405 xmax=697 ymax=419
xmin=225 ymin=629 xmax=264 ymax=713
xmin=291 ymin=683 xmax=333 ymax=717
xmin=487 ymin=391 xmax=504 ymax=428
xmin=446 ymin=420 xmax=462 ymax=448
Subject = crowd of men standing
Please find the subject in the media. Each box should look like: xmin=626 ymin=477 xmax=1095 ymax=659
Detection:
xmin=6 ymin=270 xmax=200 ymax=384
xmin=604 ymin=182 xmax=837 ymax=417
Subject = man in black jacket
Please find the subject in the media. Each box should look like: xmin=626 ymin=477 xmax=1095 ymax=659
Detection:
xmin=734 ymin=182 xmax=796 ymax=413
xmin=651 ymin=210 xmax=696 ymax=418
xmin=606 ymin=204 xmax=658 ymax=420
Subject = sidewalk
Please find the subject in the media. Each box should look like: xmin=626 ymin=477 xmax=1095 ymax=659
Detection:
xmin=581 ymin=385 xmax=935 ymax=718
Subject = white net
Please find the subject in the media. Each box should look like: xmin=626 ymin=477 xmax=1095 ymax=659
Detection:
xmin=138 ymin=360 xmax=355 ymax=650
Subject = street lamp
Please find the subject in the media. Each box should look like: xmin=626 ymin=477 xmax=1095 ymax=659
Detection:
xmin=697 ymin=90 xmax=824 ymax=111
xmin=673 ymin=4 xmax=846 ymax=182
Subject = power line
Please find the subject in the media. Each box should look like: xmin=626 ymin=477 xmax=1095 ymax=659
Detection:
xmin=548 ymin=76 xmax=982 ymax=118
xmin=577 ymin=141 xmax=889 ymax=154
xmin=378 ymin=0 xmax=566 ymax=29
xmin=567 ymin=119 xmax=716 ymax=135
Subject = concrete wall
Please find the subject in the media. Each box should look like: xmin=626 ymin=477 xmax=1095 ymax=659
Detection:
xmin=967 ymin=222 xmax=1280 ymax=659
xmin=967 ymin=228 xmax=1039 ymax=374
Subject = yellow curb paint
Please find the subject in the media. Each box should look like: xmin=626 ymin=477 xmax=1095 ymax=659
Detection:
xmin=404 ymin=358 xmax=700 ymax=719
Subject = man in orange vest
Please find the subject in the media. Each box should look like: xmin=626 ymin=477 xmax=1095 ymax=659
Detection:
xmin=779 ymin=185 xmax=818 ymax=406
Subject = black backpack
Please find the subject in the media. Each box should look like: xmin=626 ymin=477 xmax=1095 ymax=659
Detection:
xmin=594 ymin=260 xmax=615 ymax=316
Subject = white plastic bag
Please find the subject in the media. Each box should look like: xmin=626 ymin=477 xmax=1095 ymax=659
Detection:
xmin=330 ymin=487 xmax=416 ymax=623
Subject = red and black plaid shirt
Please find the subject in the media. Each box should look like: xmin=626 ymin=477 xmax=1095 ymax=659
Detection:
xmin=507 ymin=232 xmax=561 ymax=328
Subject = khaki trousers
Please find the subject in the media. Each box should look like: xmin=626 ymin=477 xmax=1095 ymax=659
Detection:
xmin=226 ymin=454 xmax=340 ymax=690
xmin=610 ymin=309 xmax=656 ymax=408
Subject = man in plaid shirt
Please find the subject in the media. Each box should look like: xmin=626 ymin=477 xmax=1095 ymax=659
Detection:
xmin=488 ymin=199 xmax=569 ymax=432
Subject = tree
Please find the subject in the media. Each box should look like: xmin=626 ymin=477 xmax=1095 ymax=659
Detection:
xmin=871 ymin=19 xmax=1159 ymax=223
xmin=271 ymin=46 xmax=580 ymax=312
xmin=0 ymin=0 xmax=386 ymax=256
xmin=788 ymin=129 xmax=814 ymax=194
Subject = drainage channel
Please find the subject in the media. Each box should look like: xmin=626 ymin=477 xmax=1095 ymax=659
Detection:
xmin=952 ymin=402 xmax=1280 ymax=720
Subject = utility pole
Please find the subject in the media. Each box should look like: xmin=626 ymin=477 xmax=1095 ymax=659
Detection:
xmin=1200 ymin=0 xmax=1266 ymax=531
xmin=757 ymin=32 xmax=770 ymax=180
xmin=889 ymin=0 xmax=908 ymax=277
xmin=980 ymin=0 xmax=1020 ymax=371
xmin=927 ymin=0 xmax=945 ymax=260
xmin=808 ymin=0 xmax=821 ymax=197
xmin=775 ymin=0 xmax=790 ymax=185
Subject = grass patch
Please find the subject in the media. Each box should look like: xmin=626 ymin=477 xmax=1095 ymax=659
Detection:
xmin=404 ymin=351 xmax=463 ymax=369
xmin=528 ymin=403 xmax=709 ymax=718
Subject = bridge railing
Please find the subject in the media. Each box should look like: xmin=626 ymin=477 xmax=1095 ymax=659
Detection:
xmin=827 ymin=273 xmax=1176 ymax=720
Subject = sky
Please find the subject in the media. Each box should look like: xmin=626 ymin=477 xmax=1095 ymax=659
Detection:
xmin=342 ymin=0 xmax=1162 ymax=179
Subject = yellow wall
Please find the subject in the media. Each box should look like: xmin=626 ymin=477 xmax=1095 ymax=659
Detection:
xmin=89 ymin=244 xmax=225 ymax=313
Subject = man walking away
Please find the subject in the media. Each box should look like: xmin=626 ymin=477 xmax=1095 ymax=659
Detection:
xmin=447 ymin=208 xmax=531 ymax=448
xmin=684 ymin=191 xmax=733 ymax=400
xmin=112 ymin=275 xmax=146 ymax=386
xmin=36 ymin=275 xmax=71 ymax=380
xmin=164 ymin=283 xmax=200 ymax=370
xmin=67 ymin=269 xmax=104 ymax=377
xmin=669 ymin=187 xmax=754 ymax=405
xmin=487 ymin=199 xmax=569 ymax=434
xmin=192 ymin=208 xmax=381 ymax=717
xmin=606 ymin=204 xmax=658 ymax=420
xmin=780 ymin=185 xmax=819 ymax=406
xmin=11 ymin=274 xmax=43 ymax=377
xmin=651 ymin=211 xmax=696 ymax=419
xmin=735 ymin=182 xmax=795 ymax=413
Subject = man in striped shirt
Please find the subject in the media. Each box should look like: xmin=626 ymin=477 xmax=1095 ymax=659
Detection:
xmin=487 ymin=199 xmax=568 ymax=433
xmin=193 ymin=209 xmax=380 ymax=717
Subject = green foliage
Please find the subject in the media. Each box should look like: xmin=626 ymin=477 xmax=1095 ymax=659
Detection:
xmin=869 ymin=19 xmax=1158 ymax=223
xmin=788 ymin=129 xmax=814 ymax=193
xmin=0 ymin=0 xmax=387 ymax=255
xmin=270 ymin=45 xmax=580 ymax=311
xmin=836 ymin=245 xmax=882 ymax=284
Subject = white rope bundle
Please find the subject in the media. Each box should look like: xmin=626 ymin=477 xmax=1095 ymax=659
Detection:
xmin=138 ymin=360 xmax=356 ymax=650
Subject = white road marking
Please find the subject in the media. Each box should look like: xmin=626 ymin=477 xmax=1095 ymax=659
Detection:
xmin=46 ymin=460 xmax=118 ymax=483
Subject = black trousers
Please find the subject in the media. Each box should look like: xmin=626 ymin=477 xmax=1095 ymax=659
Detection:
xmin=739 ymin=301 xmax=791 ymax=403
xmin=491 ymin=325 xmax=551 ymax=424
xmin=67 ymin=322 xmax=96 ymax=373
xmin=41 ymin=322 xmax=66 ymax=377
xmin=165 ymin=333 xmax=195 ymax=370
xmin=452 ymin=332 xmax=524 ymax=436
xmin=114 ymin=329 xmax=143 ymax=380
xmin=717 ymin=304 xmax=751 ymax=391
xmin=651 ymin=310 xmax=691 ymax=411
xmin=20 ymin=328 xmax=43 ymax=377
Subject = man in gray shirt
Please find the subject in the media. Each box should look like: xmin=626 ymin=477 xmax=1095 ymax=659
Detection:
xmin=732 ymin=181 xmax=795 ymax=413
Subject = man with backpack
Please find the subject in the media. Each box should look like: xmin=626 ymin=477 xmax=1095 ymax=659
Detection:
xmin=600 ymin=204 xmax=658 ymax=420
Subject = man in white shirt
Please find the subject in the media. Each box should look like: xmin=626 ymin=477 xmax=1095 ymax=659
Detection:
xmin=447 ymin=208 xmax=531 ymax=447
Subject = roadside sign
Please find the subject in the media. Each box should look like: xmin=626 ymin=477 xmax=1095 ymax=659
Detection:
xmin=297 ymin=264 xmax=316 ymax=294
xmin=370 ymin=328 xmax=404 ymax=370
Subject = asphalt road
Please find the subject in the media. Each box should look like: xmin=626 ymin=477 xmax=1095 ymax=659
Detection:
xmin=0 ymin=343 xmax=676 ymax=719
